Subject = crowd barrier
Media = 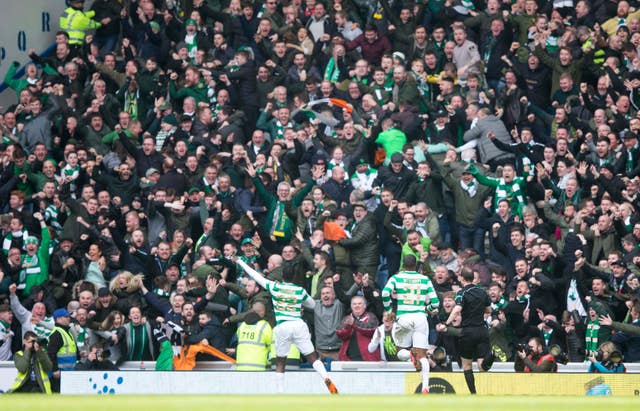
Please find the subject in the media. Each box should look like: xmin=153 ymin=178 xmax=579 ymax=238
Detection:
xmin=1 ymin=361 xmax=639 ymax=395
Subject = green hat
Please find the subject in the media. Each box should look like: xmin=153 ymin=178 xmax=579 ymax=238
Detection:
xmin=185 ymin=18 xmax=197 ymax=27
xmin=149 ymin=21 xmax=161 ymax=32
xmin=162 ymin=113 xmax=177 ymax=126
xmin=25 ymin=236 xmax=39 ymax=246
xmin=188 ymin=187 xmax=200 ymax=195
xmin=241 ymin=237 xmax=254 ymax=246
xmin=192 ymin=264 xmax=218 ymax=279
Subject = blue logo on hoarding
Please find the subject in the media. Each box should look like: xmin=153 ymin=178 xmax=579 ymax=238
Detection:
xmin=88 ymin=373 xmax=124 ymax=395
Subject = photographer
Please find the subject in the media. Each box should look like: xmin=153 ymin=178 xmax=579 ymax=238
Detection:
xmin=74 ymin=343 xmax=119 ymax=371
xmin=9 ymin=331 xmax=53 ymax=394
xmin=514 ymin=337 xmax=557 ymax=373
xmin=587 ymin=342 xmax=626 ymax=373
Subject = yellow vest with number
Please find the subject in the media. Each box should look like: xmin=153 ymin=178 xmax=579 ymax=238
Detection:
xmin=236 ymin=320 xmax=272 ymax=371
xmin=59 ymin=7 xmax=101 ymax=45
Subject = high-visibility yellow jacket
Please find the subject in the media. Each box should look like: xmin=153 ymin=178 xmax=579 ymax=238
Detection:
xmin=52 ymin=326 xmax=77 ymax=370
xmin=59 ymin=7 xmax=101 ymax=45
xmin=235 ymin=320 xmax=272 ymax=371
xmin=10 ymin=349 xmax=53 ymax=394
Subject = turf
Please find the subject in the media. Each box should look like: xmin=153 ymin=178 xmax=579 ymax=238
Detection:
xmin=0 ymin=395 xmax=636 ymax=411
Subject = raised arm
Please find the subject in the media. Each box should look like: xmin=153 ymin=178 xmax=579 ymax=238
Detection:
xmin=235 ymin=257 xmax=270 ymax=289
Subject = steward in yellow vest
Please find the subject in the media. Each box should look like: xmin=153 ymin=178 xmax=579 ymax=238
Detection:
xmin=10 ymin=331 xmax=52 ymax=394
xmin=235 ymin=312 xmax=272 ymax=371
xmin=47 ymin=309 xmax=78 ymax=392
xmin=59 ymin=0 xmax=102 ymax=46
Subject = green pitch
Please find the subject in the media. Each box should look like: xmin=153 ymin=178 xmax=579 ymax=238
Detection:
xmin=0 ymin=395 xmax=636 ymax=411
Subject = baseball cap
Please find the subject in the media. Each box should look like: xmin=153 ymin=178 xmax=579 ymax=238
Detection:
xmin=241 ymin=237 xmax=254 ymax=246
xmin=611 ymin=260 xmax=627 ymax=268
xmin=97 ymin=287 xmax=111 ymax=297
xmin=145 ymin=168 xmax=160 ymax=178
xmin=352 ymin=201 xmax=367 ymax=210
xmin=53 ymin=308 xmax=71 ymax=320
xmin=390 ymin=152 xmax=404 ymax=163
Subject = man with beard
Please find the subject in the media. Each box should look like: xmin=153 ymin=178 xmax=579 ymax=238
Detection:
xmin=169 ymin=66 xmax=208 ymax=104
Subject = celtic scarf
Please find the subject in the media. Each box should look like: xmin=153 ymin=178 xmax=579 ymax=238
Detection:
xmin=460 ymin=179 xmax=477 ymax=197
xmin=124 ymin=90 xmax=139 ymax=119
xmin=490 ymin=296 xmax=507 ymax=313
xmin=270 ymin=202 xmax=290 ymax=239
xmin=324 ymin=57 xmax=340 ymax=82
xmin=585 ymin=320 xmax=600 ymax=355
xmin=128 ymin=323 xmax=149 ymax=361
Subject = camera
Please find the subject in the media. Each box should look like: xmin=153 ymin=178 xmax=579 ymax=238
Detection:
xmin=428 ymin=346 xmax=450 ymax=368
xmin=594 ymin=349 xmax=604 ymax=362
xmin=549 ymin=344 xmax=569 ymax=365
xmin=516 ymin=343 xmax=531 ymax=355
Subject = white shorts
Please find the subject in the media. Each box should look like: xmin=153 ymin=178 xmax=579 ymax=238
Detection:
xmin=392 ymin=313 xmax=429 ymax=349
xmin=274 ymin=320 xmax=314 ymax=357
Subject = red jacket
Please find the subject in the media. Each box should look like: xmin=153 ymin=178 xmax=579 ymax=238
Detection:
xmin=345 ymin=33 xmax=392 ymax=66
xmin=336 ymin=312 xmax=381 ymax=361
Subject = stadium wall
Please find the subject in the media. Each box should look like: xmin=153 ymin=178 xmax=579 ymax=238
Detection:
xmin=58 ymin=371 xmax=640 ymax=395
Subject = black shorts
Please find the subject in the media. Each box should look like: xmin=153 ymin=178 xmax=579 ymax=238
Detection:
xmin=458 ymin=326 xmax=490 ymax=360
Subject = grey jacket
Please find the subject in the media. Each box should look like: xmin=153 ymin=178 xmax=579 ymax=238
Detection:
xmin=21 ymin=95 xmax=64 ymax=153
xmin=463 ymin=115 xmax=514 ymax=164
xmin=314 ymin=301 xmax=345 ymax=351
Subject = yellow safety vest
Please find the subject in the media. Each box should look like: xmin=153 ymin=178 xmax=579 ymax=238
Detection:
xmin=235 ymin=320 xmax=272 ymax=371
xmin=10 ymin=351 xmax=52 ymax=394
xmin=52 ymin=326 xmax=77 ymax=370
xmin=59 ymin=7 xmax=101 ymax=45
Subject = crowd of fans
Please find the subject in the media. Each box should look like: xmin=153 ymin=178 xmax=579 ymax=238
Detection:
xmin=2 ymin=0 xmax=640 ymax=387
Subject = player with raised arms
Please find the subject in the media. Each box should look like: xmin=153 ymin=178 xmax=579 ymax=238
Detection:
xmin=234 ymin=257 xmax=339 ymax=394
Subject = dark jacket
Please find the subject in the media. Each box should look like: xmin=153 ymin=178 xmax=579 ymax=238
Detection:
xmin=339 ymin=213 xmax=379 ymax=270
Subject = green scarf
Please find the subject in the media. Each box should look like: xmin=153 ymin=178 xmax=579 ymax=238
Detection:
xmin=491 ymin=296 xmax=507 ymax=313
xmin=270 ymin=202 xmax=289 ymax=239
xmin=324 ymin=57 xmax=340 ymax=82
xmin=585 ymin=320 xmax=600 ymax=355
xmin=128 ymin=323 xmax=149 ymax=361
xmin=124 ymin=91 xmax=139 ymax=119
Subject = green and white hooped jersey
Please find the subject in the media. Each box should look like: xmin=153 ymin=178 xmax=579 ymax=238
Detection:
xmin=382 ymin=271 xmax=440 ymax=315
xmin=266 ymin=281 xmax=311 ymax=325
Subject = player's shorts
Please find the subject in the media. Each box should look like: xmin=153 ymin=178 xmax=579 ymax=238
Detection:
xmin=392 ymin=313 xmax=429 ymax=349
xmin=458 ymin=326 xmax=490 ymax=360
xmin=274 ymin=319 xmax=314 ymax=357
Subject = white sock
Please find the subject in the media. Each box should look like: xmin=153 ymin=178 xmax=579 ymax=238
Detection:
xmin=276 ymin=372 xmax=285 ymax=393
xmin=312 ymin=359 xmax=329 ymax=379
xmin=419 ymin=358 xmax=430 ymax=390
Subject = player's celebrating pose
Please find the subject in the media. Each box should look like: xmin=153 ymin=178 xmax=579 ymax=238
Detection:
xmin=382 ymin=255 xmax=440 ymax=393
xmin=235 ymin=258 xmax=339 ymax=394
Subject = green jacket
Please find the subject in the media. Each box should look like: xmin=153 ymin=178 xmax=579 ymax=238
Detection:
xmin=102 ymin=129 xmax=139 ymax=148
xmin=4 ymin=62 xmax=36 ymax=96
xmin=10 ymin=348 xmax=53 ymax=394
xmin=400 ymin=237 xmax=432 ymax=269
xmin=441 ymin=163 xmax=493 ymax=226
xmin=22 ymin=225 xmax=51 ymax=296
xmin=375 ymin=128 xmax=407 ymax=164
xmin=169 ymin=78 xmax=208 ymax=104
xmin=534 ymin=45 xmax=583 ymax=96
